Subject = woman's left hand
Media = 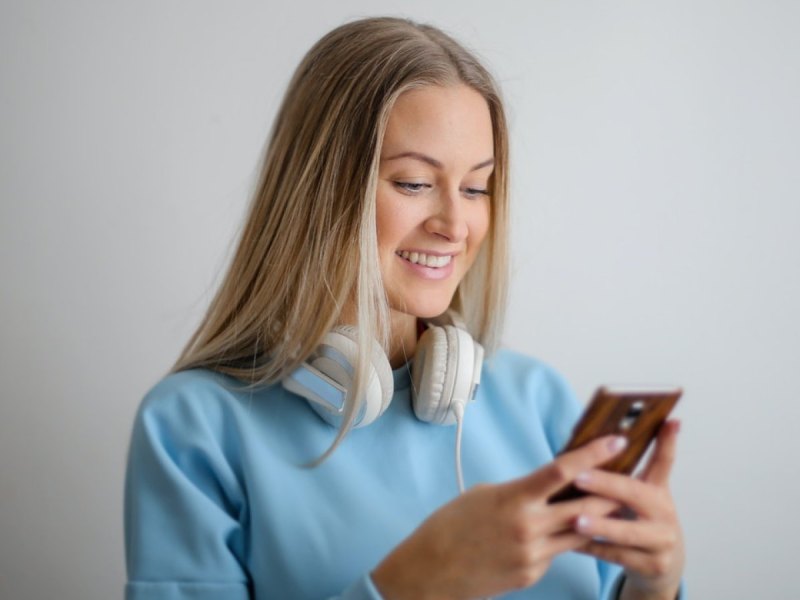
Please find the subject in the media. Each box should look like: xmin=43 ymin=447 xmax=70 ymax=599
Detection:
xmin=571 ymin=420 xmax=685 ymax=600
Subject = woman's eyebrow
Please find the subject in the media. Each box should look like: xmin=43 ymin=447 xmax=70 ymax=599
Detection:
xmin=382 ymin=151 xmax=494 ymax=172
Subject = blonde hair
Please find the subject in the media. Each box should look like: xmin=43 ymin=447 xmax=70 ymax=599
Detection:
xmin=173 ymin=17 xmax=510 ymax=454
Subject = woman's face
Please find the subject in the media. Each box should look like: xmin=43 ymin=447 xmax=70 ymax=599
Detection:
xmin=376 ymin=84 xmax=494 ymax=320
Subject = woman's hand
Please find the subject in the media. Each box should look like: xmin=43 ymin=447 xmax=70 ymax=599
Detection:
xmin=371 ymin=435 xmax=628 ymax=600
xmin=572 ymin=420 xmax=685 ymax=600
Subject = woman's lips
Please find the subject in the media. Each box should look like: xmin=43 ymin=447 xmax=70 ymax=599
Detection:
xmin=395 ymin=250 xmax=455 ymax=280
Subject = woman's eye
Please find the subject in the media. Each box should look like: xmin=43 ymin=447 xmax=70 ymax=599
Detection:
xmin=394 ymin=181 xmax=430 ymax=194
xmin=463 ymin=187 xmax=489 ymax=198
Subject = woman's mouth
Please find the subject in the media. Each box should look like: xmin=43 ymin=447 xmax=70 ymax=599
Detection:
xmin=395 ymin=251 xmax=453 ymax=268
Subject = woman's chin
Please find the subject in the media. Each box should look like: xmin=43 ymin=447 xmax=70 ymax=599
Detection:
xmin=389 ymin=298 xmax=456 ymax=321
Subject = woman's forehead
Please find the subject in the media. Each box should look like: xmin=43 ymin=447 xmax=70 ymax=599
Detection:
xmin=381 ymin=85 xmax=494 ymax=169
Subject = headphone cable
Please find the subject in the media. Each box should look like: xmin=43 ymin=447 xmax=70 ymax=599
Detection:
xmin=453 ymin=401 xmax=466 ymax=494
xmin=453 ymin=401 xmax=494 ymax=600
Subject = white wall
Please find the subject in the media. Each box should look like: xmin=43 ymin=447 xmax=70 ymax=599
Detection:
xmin=1 ymin=1 xmax=797 ymax=598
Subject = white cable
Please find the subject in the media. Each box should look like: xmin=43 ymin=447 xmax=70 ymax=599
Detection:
xmin=453 ymin=401 xmax=493 ymax=600
xmin=453 ymin=401 xmax=466 ymax=494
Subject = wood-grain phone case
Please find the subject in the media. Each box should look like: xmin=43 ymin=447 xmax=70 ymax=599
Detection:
xmin=548 ymin=386 xmax=682 ymax=503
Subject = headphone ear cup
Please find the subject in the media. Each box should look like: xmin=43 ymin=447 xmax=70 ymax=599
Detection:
xmin=411 ymin=326 xmax=449 ymax=423
xmin=412 ymin=325 xmax=478 ymax=425
xmin=332 ymin=326 xmax=394 ymax=426
xmin=283 ymin=327 xmax=393 ymax=428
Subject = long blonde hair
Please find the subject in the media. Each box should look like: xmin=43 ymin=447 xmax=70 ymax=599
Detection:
xmin=173 ymin=17 xmax=510 ymax=451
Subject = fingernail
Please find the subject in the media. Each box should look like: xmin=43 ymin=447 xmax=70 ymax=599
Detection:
xmin=575 ymin=471 xmax=591 ymax=487
xmin=609 ymin=436 xmax=627 ymax=452
xmin=575 ymin=515 xmax=591 ymax=531
xmin=674 ymin=419 xmax=682 ymax=434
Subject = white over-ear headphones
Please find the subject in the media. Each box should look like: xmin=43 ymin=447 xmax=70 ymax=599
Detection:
xmin=281 ymin=311 xmax=484 ymax=428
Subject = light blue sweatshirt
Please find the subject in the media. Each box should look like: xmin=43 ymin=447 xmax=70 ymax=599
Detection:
xmin=125 ymin=349 xmax=628 ymax=599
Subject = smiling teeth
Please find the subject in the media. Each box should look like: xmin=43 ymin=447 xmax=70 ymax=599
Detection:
xmin=397 ymin=251 xmax=452 ymax=268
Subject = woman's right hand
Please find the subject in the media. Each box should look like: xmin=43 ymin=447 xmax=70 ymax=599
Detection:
xmin=371 ymin=435 xmax=628 ymax=600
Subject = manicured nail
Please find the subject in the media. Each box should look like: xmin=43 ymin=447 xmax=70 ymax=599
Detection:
xmin=609 ymin=436 xmax=627 ymax=452
xmin=575 ymin=515 xmax=591 ymax=531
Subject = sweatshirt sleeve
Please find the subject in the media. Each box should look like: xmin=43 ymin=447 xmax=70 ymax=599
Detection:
xmin=124 ymin=374 xmax=388 ymax=600
xmin=124 ymin=376 xmax=251 ymax=600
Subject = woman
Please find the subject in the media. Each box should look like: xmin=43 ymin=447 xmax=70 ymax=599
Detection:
xmin=125 ymin=17 xmax=685 ymax=600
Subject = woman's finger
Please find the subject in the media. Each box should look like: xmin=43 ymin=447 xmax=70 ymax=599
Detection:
xmin=577 ymin=540 xmax=683 ymax=590
xmin=526 ymin=494 xmax=621 ymax=537
xmin=572 ymin=469 xmax=672 ymax=519
xmin=574 ymin=514 xmax=678 ymax=551
xmin=575 ymin=541 xmax=641 ymax=568
xmin=505 ymin=435 xmax=628 ymax=501
xmin=639 ymin=419 xmax=681 ymax=486
xmin=540 ymin=531 xmax=594 ymax=557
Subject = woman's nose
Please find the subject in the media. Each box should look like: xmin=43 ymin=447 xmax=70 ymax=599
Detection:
xmin=424 ymin=189 xmax=468 ymax=242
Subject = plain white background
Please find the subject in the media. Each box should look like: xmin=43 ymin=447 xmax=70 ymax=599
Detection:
xmin=1 ymin=1 xmax=798 ymax=598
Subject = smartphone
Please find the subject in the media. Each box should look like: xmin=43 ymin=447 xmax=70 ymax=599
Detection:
xmin=548 ymin=385 xmax=682 ymax=503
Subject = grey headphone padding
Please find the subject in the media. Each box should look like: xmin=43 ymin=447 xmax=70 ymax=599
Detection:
xmin=412 ymin=325 xmax=476 ymax=425
xmin=318 ymin=326 xmax=394 ymax=427
xmin=411 ymin=326 xmax=448 ymax=423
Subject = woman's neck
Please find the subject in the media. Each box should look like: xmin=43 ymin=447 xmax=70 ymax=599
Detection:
xmin=386 ymin=311 xmax=418 ymax=368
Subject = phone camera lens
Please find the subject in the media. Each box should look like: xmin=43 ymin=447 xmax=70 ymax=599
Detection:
xmin=626 ymin=400 xmax=645 ymax=418
xmin=619 ymin=400 xmax=645 ymax=431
